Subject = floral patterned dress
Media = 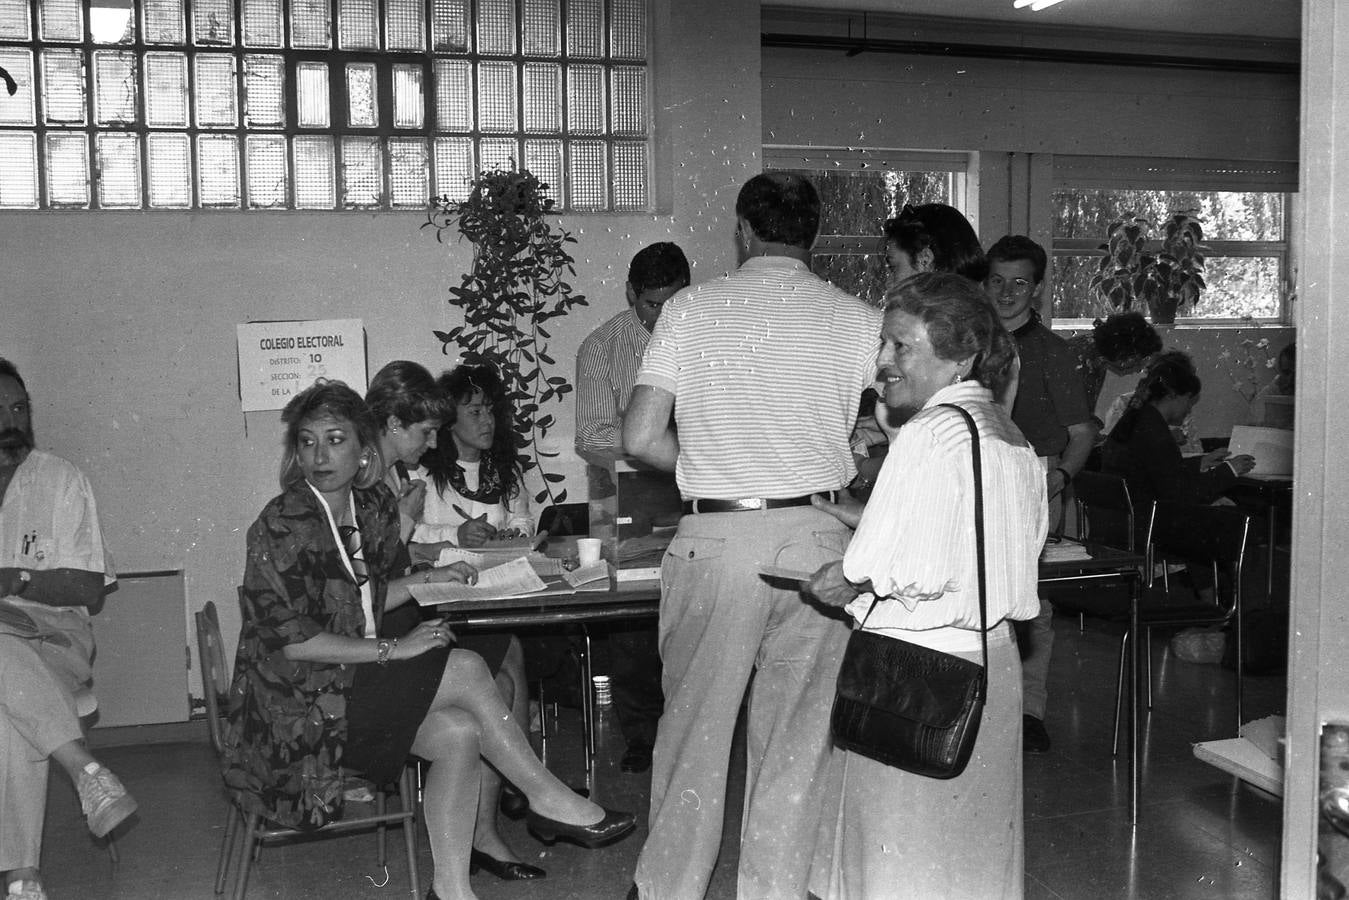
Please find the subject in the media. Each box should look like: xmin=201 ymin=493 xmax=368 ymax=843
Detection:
xmin=222 ymin=479 xmax=407 ymax=830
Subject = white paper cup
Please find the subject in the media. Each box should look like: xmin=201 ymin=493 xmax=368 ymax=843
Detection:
xmin=577 ymin=538 xmax=603 ymax=567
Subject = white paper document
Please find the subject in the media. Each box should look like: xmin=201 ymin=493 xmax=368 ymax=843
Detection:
xmin=1040 ymin=540 xmax=1094 ymax=563
xmin=1227 ymin=425 xmax=1293 ymax=477
xmin=409 ymin=556 xmax=548 ymax=606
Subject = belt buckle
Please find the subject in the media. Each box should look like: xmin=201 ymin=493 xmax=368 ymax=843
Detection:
xmin=740 ymin=498 xmax=765 ymax=511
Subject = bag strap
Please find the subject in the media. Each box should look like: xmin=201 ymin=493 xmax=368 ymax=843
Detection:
xmin=855 ymin=403 xmax=991 ymax=678
xmin=939 ymin=403 xmax=990 ymax=677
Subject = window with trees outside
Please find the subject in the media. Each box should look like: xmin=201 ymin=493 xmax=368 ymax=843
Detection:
xmin=765 ymin=147 xmax=972 ymax=306
xmin=0 ymin=0 xmax=649 ymax=211
xmin=1051 ymin=156 xmax=1294 ymax=325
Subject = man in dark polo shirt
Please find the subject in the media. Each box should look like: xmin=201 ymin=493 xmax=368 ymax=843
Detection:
xmin=985 ymin=235 xmax=1098 ymax=754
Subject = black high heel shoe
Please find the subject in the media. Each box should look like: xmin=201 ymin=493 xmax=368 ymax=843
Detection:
xmin=469 ymin=848 xmax=546 ymax=880
xmin=526 ymin=806 xmax=636 ymax=849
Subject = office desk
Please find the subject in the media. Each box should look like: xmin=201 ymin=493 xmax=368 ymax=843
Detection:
xmin=439 ymin=547 xmax=1148 ymax=820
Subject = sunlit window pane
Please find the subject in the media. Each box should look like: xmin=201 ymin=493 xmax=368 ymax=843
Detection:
xmin=96 ymin=132 xmax=141 ymax=207
xmin=144 ymin=52 xmax=188 ymax=126
xmin=45 ymin=132 xmax=88 ymax=206
xmin=434 ymin=59 xmax=472 ymax=131
xmin=433 ymin=136 xmax=473 ymax=201
xmin=610 ymin=0 xmax=645 ymax=60
xmin=346 ymin=63 xmax=377 ymax=127
xmin=0 ymin=133 xmax=38 ymax=208
xmin=477 ymin=61 xmax=516 ymax=132
xmin=243 ymin=0 xmax=282 ymax=47
xmin=523 ymin=62 xmax=559 ymax=133
xmin=522 ymin=139 xmax=560 ymax=203
xmin=194 ymin=53 xmax=237 ymax=127
xmin=39 ymin=0 xmax=81 ymax=42
xmin=522 ymin=0 xmax=559 ymax=56
xmin=244 ymin=55 xmax=285 ymax=127
xmin=0 ymin=0 xmax=31 ymax=40
xmin=198 ymin=134 xmax=240 ymax=206
xmin=612 ymin=140 xmax=645 ymax=209
xmin=291 ymin=0 xmax=331 ymax=49
xmin=192 ymin=0 xmax=233 ymax=45
xmin=476 ymin=0 xmax=514 ymax=54
xmin=339 ymin=0 xmax=377 ymax=49
xmin=297 ymin=61 xmax=330 ymax=128
xmin=1053 ymin=188 xmax=1284 ymax=241
xmin=386 ymin=0 xmax=425 ymax=51
xmin=567 ymin=64 xmax=604 ymax=135
xmin=393 ymin=65 xmax=424 ymax=129
xmin=143 ymin=0 xmax=185 ymax=44
xmin=293 ymin=134 xmax=335 ymax=207
xmin=566 ymin=0 xmax=601 ymax=58
xmin=432 ymin=0 xmax=469 ymax=52
xmin=246 ymin=134 xmax=288 ymax=207
xmin=340 ymin=135 xmax=381 ymax=207
xmin=41 ymin=49 xmax=84 ymax=125
xmin=0 ymin=49 xmax=34 ymax=125
xmin=147 ymin=132 xmax=191 ymax=207
xmin=479 ymin=137 xmax=516 ymax=172
xmin=389 ymin=137 xmax=429 ymax=207
xmin=568 ymin=139 xmax=605 ymax=210
xmin=610 ymin=66 xmax=644 ymax=136
xmin=93 ymin=51 xmax=138 ymax=125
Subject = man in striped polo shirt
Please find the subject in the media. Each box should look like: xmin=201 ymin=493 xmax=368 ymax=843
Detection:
xmin=574 ymin=242 xmax=690 ymax=775
xmin=624 ymin=173 xmax=882 ymax=900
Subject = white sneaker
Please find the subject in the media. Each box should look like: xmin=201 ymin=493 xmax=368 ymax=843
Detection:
xmin=77 ymin=763 xmax=138 ymax=838
xmin=6 ymin=879 xmax=48 ymax=900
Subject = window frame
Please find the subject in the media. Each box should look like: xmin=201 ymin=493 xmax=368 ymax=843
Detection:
xmin=0 ymin=0 xmax=652 ymax=211
xmin=1050 ymin=155 xmax=1296 ymax=328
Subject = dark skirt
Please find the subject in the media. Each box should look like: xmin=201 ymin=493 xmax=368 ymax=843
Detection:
xmin=344 ymin=612 xmax=512 ymax=785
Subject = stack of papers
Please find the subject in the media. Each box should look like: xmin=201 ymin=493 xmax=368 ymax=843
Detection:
xmin=1040 ymin=541 xmax=1094 ymax=563
xmin=409 ymin=556 xmax=548 ymax=606
xmin=436 ymin=546 xmax=560 ymax=577
xmin=1227 ymin=425 xmax=1293 ymax=478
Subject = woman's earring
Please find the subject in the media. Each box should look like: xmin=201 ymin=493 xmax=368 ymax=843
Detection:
xmin=360 ymin=456 xmax=369 ymax=467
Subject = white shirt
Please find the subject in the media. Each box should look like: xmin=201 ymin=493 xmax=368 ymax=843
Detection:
xmin=842 ymin=382 xmax=1047 ymax=653
xmin=635 ymin=255 xmax=882 ymax=499
xmin=575 ymin=307 xmax=651 ymax=453
xmin=413 ymin=460 xmax=534 ymax=544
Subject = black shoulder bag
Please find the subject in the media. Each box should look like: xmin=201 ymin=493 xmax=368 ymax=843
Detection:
xmin=830 ymin=404 xmax=989 ymax=779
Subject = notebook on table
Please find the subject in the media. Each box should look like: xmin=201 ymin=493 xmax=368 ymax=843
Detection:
xmin=1227 ymin=425 xmax=1294 ymax=478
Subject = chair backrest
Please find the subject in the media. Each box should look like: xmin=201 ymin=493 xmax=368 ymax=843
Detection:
xmin=1149 ymin=501 xmax=1251 ymax=605
xmin=1073 ymin=471 xmax=1137 ymax=551
xmin=195 ymin=600 xmax=231 ymax=756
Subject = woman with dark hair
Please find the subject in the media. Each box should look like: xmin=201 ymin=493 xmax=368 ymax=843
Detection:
xmin=1067 ymin=312 xmax=1165 ymax=427
xmin=882 ymin=203 xmax=988 ymax=289
xmin=808 ymin=273 xmax=1046 ymax=899
xmin=1102 ymin=352 xmax=1254 ymax=517
xmin=225 ymin=381 xmax=634 ymax=900
xmin=415 ymin=365 xmax=533 ymax=547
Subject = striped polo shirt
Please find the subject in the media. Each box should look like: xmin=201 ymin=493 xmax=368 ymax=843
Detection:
xmin=635 ymin=255 xmax=882 ymax=499
xmin=575 ymin=307 xmax=651 ymax=453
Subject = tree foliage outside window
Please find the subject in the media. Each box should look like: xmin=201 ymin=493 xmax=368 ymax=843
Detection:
xmin=1052 ymin=188 xmax=1286 ymax=322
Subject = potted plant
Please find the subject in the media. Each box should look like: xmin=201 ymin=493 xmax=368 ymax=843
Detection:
xmin=423 ymin=167 xmax=588 ymax=505
xmin=1089 ymin=210 xmax=1209 ymax=324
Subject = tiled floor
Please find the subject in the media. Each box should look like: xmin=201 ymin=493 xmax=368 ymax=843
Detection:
xmin=35 ymin=611 xmax=1284 ymax=900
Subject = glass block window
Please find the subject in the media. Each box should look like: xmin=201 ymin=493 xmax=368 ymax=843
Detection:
xmin=0 ymin=0 xmax=651 ymax=210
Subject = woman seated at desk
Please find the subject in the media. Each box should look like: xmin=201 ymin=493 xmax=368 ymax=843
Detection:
xmin=224 ymin=381 xmax=634 ymax=900
xmin=367 ymin=361 xmax=543 ymax=882
xmin=1102 ymin=351 xmax=1255 ymax=518
xmin=414 ymin=364 xmax=534 ymax=548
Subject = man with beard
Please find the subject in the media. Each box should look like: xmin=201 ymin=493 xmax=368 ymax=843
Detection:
xmin=0 ymin=359 xmax=136 ymax=900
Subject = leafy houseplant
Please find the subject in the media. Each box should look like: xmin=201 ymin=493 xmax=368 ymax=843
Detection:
xmin=423 ymin=168 xmax=587 ymax=505
xmin=1090 ymin=211 xmax=1209 ymax=324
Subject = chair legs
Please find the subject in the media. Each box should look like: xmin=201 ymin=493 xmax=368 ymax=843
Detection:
xmin=213 ymin=806 xmax=238 ymax=895
xmin=1112 ymin=630 xmax=1129 ymax=757
xmin=231 ymin=811 xmax=260 ymax=900
xmin=400 ymin=768 xmax=420 ymax=900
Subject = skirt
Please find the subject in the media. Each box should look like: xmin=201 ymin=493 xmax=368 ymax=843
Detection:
xmin=809 ymin=626 xmax=1024 ymax=900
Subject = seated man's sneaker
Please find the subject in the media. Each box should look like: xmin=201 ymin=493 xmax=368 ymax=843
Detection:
xmin=1023 ymin=715 xmax=1051 ymax=754
xmin=77 ymin=762 xmax=138 ymax=838
xmin=6 ymin=879 xmax=48 ymax=900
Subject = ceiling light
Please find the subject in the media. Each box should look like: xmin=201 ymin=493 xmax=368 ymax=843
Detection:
xmin=90 ymin=0 xmax=133 ymax=44
xmin=1013 ymin=0 xmax=1074 ymax=9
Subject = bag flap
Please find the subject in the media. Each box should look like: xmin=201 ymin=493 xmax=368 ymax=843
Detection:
xmin=837 ymin=630 xmax=984 ymax=728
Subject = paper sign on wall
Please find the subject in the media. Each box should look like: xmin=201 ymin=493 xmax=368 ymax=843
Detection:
xmin=236 ymin=319 xmax=367 ymax=412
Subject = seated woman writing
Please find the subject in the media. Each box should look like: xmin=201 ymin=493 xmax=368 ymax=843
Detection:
xmin=223 ymin=381 xmax=634 ymax=900
xmin=1101 ymin=351 xmax=1255 ymax=518
xmin=807 ymin=273 xmax=1046 ymax=899
xmin=414 ymin=365 xmax=534 ymax=548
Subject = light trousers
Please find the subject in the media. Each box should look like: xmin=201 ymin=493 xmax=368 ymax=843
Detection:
xmin=0 ymin=634 xmax=85 ymax=871
xmin=633 ymin=505 xmax=852 ymax=900
xmin=1022 ymin=459 xmax=1065 ymax=720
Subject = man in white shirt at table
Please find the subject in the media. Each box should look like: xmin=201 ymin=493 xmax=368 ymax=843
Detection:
xmin=623 ymin=173 xmax=882 ymax=900
xmin=0 ymin=359 xmax=136 ymax=900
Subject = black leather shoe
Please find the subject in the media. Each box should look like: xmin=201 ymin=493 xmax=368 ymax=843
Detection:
xmin=620 ymin=741 xmax=653 ymax=774
xmin=469 ymin=848 xmax=546 ymax=880
xmin=526 ymin=806 xmax=636 ymax=848
xmin=1023 ymin=714 xmax=1051 ymax=754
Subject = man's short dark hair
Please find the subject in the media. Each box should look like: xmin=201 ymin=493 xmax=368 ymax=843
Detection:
xmin=986 ymin=234 xmax=1048 ymax=284
xmin=0 ymin=358 xmax=25 ymax=393
xmin=628 ymin=242 xmax=691 ymax=295
xmin=735 ymin=173 xmax=820 ymax=249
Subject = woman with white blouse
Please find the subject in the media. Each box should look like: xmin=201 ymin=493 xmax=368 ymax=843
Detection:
xmin=808 ymin=272 xmax=1048 ymax=900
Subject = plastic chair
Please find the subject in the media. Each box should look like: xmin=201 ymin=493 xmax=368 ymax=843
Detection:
xmin=1071 ymin=470 xmax=1139 ymax=631
xmin=195 ymin=601 xmax=421 ymax=900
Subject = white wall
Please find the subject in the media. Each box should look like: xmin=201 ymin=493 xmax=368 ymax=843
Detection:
xmin=1 ymin=0 xmax=763 ymax=703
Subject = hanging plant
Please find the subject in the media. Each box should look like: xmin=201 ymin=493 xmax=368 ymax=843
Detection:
xmin=423 ymin=167 xmax=588 ymax=505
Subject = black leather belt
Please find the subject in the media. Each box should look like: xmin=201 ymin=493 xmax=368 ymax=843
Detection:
xmin=682 ymin=492 xmax=837 ymax=515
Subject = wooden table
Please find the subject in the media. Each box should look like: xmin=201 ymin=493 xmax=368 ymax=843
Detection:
xmin=1226 ymin=474 xmax=1294 ymax=602
xmin=439 ymin=545 xmax=1148 ymax=820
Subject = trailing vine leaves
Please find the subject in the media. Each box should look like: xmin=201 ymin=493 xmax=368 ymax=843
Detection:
xmin=423 ymin=168 xmax=587 ymax=506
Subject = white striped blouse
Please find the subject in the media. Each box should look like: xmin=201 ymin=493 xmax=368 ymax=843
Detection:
xmin=635 ymin=256 xmax=882 ymax=499
xmin=574 ymin=308 xmax=651 ymax=454
xmin=842 ymin=381 xmax=1047 ymax=653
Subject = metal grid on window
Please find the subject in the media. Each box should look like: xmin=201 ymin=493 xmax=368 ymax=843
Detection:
xmin=0 ymin=0 xmax=650 ymax=210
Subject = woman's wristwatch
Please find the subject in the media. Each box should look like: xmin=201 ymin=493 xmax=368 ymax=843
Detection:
xmin=375 ymin=637 xmax=398 ymax=666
